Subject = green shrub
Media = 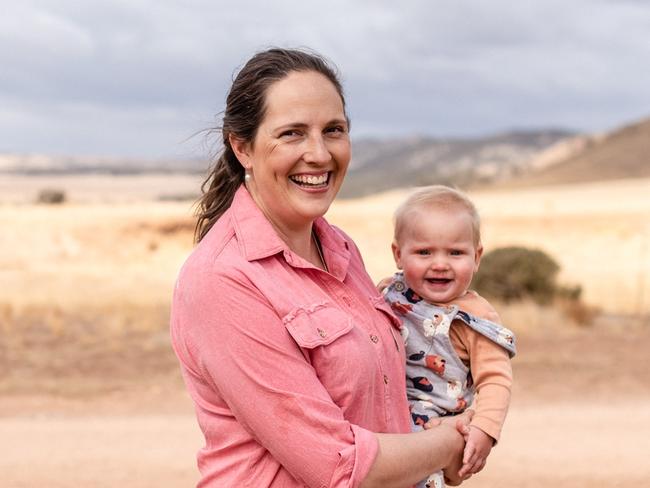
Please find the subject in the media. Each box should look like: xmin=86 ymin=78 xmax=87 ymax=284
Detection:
xmin=473 ymin=246 xmax=560 ymax=305
xmin=37 ymin=188 xmax=66 ymax=204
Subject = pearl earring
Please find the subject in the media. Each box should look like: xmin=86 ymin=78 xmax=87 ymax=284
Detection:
xmin=244 ymin=171 xmax=252 ymax=183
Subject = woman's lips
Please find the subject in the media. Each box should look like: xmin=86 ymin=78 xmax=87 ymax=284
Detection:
xmin=289 ymin=172 xmax=330 ymax=187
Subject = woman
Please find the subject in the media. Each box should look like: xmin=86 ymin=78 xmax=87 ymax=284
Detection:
xmin=171 ymin=48 xmax=476 ymax=487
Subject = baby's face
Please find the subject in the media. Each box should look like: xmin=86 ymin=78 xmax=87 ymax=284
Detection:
xmin=392 ymin=207 xmax=482 ymax=305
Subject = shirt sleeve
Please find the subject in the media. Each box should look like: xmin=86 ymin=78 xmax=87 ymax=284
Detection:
xmin=449 ymin=322 xmax=513 ymax=442
xmin=171 ymin=265 xmax=379 ymax=487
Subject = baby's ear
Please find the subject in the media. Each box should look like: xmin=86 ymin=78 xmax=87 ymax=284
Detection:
xmin=474 ymin=243 xmax=484 ymax=270
xmin=391 ymin=241 xmax=403 ymax=269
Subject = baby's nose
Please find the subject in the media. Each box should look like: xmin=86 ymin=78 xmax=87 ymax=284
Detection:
xmin=430 ymin=257 xmax=449 ymax=270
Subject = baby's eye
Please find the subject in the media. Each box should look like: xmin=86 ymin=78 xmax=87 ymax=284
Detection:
xmin=450 ymin=250 xmax=464 ymax=256
xmin=416 ymin=249 xmax=431 ymax=256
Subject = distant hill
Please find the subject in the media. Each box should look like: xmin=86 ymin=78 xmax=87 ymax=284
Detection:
xmin=339 ymin=130 xmax=573 ymax=198
xmin=499 ymin=117 xmax=650 ymax=187
xmin=1 ymin=130 xmax=571 ymax=192
xmin=3 ymin=116 xmax=647 ymax=198
xmin=0 ymin=154 xmax=208 ymax=175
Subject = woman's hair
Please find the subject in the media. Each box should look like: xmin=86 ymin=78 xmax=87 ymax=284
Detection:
xmin=393 ymin=185 xmax=481 ymax=246
xmin=194 ymin=47 xmax=347 ymax=243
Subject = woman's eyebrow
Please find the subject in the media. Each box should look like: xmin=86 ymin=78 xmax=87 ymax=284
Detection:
xmin=274 ymin=118 xmax=348 ymax=131
xmin=274 ymin=122 xmax=309 ymax=131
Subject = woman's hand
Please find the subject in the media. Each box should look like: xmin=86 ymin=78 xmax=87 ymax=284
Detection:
xmin=424 ymin=410 xmax=474 ymax=486
xmin=451 ymin=290 xmax=501 ymax=323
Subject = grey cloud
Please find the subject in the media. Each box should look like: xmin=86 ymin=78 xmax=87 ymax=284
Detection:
xmin=1 ymin=0 xmax=649 ymax=157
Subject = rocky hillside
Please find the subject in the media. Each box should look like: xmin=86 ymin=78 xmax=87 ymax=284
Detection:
xmin=339 ymin=130 xmax=573 ymax=198
xmin=502 ymin=117 xmax=650 ymax=187
xmin=3 ymin=115 xmax=647 ymax=198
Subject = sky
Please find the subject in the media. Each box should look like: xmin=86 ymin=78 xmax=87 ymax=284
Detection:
xmin=1 ymin=0 xmax=649 ymax=159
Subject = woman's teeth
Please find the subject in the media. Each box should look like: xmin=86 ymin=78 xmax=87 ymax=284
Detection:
xmin=290 ymin=174 xmax=328 ymax=186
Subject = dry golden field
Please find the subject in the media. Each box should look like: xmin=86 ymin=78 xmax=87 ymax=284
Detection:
xmin=329 ymin=177 xmax=650 ymax=317
xmin=1 ymin=174 xmax=649 ymax=487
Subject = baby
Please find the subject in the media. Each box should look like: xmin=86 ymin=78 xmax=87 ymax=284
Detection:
xmin=383 ymin=185 xmax=516 ymax=488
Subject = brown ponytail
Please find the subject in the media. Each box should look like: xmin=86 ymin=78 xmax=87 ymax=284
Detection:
xmin=194 ymin=145 xmax=244 ymax=243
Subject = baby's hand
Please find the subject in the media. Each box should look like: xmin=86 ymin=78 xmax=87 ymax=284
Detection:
xmin=375 ymin=276 xmax=393 ymax=293
xmin=458 ymin=425 xmax=494 ymax=477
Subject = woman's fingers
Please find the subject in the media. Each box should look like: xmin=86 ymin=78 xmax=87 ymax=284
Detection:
xmin=423 ymin=418 xmax=442 ymax=429
xmin=463 ymin=443 xmax=476 ymax=465
xmin=455 ymin=409 xmax=474 ymax=432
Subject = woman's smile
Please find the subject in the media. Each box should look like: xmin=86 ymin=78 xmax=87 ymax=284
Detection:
xmin=288 ymin=171 xmax=331 ymax=190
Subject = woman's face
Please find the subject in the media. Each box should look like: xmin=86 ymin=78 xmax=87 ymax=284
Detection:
xmin=235 ymin=70 xmax=351 ymax=234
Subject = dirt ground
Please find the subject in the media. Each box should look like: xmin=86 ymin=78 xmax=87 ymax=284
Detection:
xmin=2 ymin=317 xmax=649 ymax=487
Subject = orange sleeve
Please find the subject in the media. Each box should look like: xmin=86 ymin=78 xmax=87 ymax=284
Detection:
xmin=449 ymin=321 xmax=513 ymax=442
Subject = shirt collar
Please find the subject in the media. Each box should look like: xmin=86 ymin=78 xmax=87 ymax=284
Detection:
xmin=230 ymin=185 xmax=351 ymax=280
xmin=230 ymin=185 xmax=286 ymax=261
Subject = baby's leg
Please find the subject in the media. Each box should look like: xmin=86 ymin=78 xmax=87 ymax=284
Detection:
xmin=410 ymin=404 xmax=446 ymax=487
xmin=420 ymin=470 xmax=445 ymax=488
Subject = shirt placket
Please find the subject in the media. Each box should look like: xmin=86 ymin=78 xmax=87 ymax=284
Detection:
xmin=317 ymin=273 xmax=397 ymax=429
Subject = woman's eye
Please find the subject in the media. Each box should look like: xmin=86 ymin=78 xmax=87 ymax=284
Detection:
xmin=326 ymin=125 xmax=347 ymax=135
xmin=280 ymin=129 xmax=300 ymax=138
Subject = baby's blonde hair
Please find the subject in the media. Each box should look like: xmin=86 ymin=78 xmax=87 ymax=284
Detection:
xmin=393 ymin=185 xmax=481 ymax=246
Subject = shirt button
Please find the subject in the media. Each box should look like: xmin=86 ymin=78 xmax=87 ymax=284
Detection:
xmin=342 ymin=295 xmax=351 ymax=306
xmin=317 ymin=328 xmax=327 ymax=338
xmin=370 ymin=334 xmax=379 ymax=343
xmin=383 ymin=374 xmax=389 ymax=385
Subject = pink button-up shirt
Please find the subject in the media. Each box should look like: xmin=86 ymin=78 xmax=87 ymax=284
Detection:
xmin=170 ymin=186 xmax=411 ymax=487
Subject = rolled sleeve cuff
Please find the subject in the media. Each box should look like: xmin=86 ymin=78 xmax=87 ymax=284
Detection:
xmin=330 ymin=425 xmax=379 ymax=488
xmin=470 ymin=417 xmax=501 ymax=443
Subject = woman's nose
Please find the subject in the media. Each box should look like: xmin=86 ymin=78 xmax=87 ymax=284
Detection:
xmin=303 ymin=135 xmax=331 ymax=164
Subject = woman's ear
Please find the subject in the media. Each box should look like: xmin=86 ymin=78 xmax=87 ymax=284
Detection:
xmin=229 ymin=134 xmax=251 ymax=170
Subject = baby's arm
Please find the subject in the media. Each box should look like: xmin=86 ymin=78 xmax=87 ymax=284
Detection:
xmin=450 ymin=291 xmax=501 ymax=323
xmin=450 ymin=322 xmax=513 ymax=476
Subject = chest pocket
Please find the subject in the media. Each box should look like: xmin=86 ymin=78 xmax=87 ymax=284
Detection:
xmin=282 ymin=302 xmax=354 ymax=349
xmin=282 ymin=302 xmax=377 ymax=409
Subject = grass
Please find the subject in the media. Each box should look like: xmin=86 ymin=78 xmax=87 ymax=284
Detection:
xmin=1 ymin=176 xmax=647 ymax=342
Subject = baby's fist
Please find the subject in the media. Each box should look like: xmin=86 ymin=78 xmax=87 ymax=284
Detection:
xmin=459 ymin=426 xmax=494 ymax=477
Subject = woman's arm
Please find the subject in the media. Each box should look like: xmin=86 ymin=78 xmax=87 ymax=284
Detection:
xmin=360 ymin=412 xmax=471 ymax=488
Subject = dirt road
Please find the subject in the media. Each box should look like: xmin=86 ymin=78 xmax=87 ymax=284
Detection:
xmin=2 ymin=324 xmax=649 ymax=487
xmin=3 ymin=399 xmax=649 ymax=487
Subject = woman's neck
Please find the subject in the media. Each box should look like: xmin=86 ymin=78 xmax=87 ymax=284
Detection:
xmin=274 ymin=222 xmax=327 ymax=271
xmin=273 ymin=221 xmax=313 ymax=257
xmin=245 ymin=186 xmax=327 ymax=271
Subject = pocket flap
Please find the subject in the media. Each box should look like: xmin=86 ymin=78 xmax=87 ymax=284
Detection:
xmin=283 ymin=303 xmax=354 ymax=349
